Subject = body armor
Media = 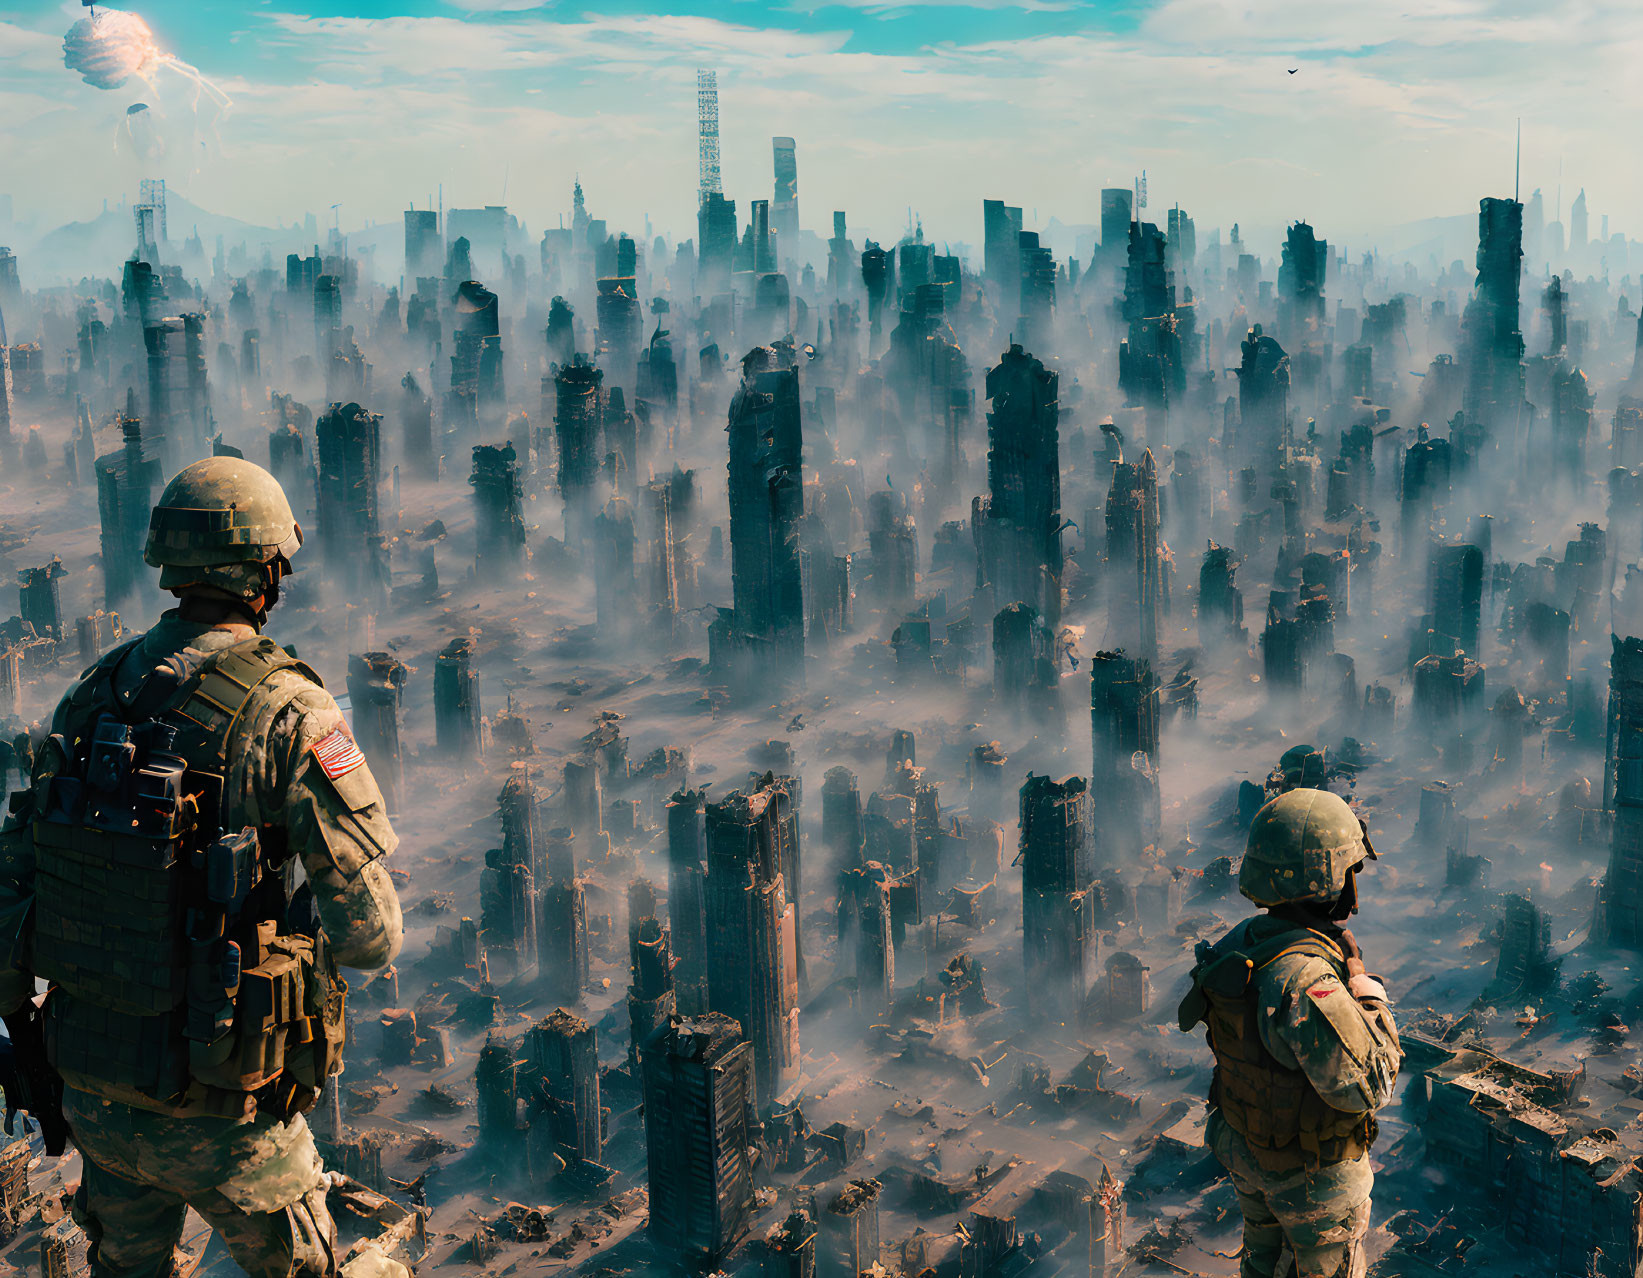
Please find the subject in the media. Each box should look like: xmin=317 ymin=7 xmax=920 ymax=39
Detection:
xmin=30 ymin=636 xmax=346 ymax=1119
xmin=1181 ymin=924 xmax=1374 ymax=1170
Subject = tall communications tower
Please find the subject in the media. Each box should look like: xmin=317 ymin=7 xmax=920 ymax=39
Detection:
xmin=697 ymin=69 xmax=721 ymax=206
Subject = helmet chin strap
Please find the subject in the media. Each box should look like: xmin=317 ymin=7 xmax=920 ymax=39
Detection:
xmin=1329 ymin=869 xmax=1359 ymax=920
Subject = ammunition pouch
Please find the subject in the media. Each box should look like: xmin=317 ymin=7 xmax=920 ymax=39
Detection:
xmin=190 ymin=920 xmax=346 ymax=1119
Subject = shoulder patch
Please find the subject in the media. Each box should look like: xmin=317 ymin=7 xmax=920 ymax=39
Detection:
xmin=311 ymin=727 xmax=366 ymax=781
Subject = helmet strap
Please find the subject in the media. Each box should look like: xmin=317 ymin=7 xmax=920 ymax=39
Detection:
xmin=1330 ymin=868 xmax=1360 ymax=920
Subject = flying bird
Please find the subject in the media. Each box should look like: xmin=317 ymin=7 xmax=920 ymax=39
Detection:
xmin=1287 ymin=68 xmax=1298 ymax=74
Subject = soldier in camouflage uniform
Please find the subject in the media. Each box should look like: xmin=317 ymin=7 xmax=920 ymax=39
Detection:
xmin=1179 ymin=788 xmax=1402 ymax=1278
xmin=0 ymin=458 xmax=405 ymax=1278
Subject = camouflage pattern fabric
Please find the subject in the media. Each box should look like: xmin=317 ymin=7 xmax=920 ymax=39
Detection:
xmin=1209 ymin=1110 xmax=1372 ymax=1278
xmin=1251 ymin=932 xmax=1401 ymax=1117
xmin=46 ymin=613 xmax=403 ymax=978
xmin=66 ymin=1089 xmax=336 ymax=1278
xmin=31 ymin=613 xmax=407 ymax=1275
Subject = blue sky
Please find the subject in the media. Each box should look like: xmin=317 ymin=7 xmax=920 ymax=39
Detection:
xmin=1 ymin=0 xmax=1633 ymax=255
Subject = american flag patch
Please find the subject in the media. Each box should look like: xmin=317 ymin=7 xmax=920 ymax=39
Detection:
xmin=311 ymin=727 xmax=366 ymax=781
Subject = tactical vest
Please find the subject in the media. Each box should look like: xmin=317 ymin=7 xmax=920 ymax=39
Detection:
xmin=1180 ymin=925 xmax=1375 ymax=1169
xmin=31 ymin=635 xmax=348 ymax=1120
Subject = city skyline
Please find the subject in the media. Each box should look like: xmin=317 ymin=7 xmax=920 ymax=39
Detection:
xmin=1 ymin=0 xmax=1633 ymax=260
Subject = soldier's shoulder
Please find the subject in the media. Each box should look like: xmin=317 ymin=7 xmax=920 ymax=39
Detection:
xmin=230 ymin=646 xmax=340 ymax=759
xmin=1257 ymin=946 xmax=1343 ymax=1001
xmin=244 ymin=668 xmax=341 ymax=740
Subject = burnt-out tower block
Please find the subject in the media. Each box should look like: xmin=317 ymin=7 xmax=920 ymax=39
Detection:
xmin=345 ymin=652 xmax=409 ymax=814
xmin=18 ymin=560 xmax=66 ymax=642
xmin=1018 ymin=775 xmax=1095 ymax=1012
xmin=627 ymin=917 xmax=675 ymax=1070
xmin=821 ymin=766 xmax=866 ymax=864
xmin=475 ymin=1035 xmax=517 ymax=1142
xmin=470 ymin=443 xmax=527 ymax=568
xmin=1199 ymin=543 xmax=1246 ymax=648
xmin=975 ymin=344 xmax=1062 ymax=624
xmin=1090 ymin=651 xmax=1162 ymax=856
xmin=819 ymin=1180 xmax=882 ymax=1278
xmin=1429 ymin=543 xmax=1484 ymax=657
xmin=1106 ymin=451 xmax=1164 ymax=661
xmin=434 ymin=636 xmax=483 ymax=760
xmin=524 ymin=1008 xmax=602 ymax=1165
xmin=1460 ymin=196 xmax=1526 ymax=457
xmin=1601 ymin=636 xmax=1643 ymax=944
xmin=642 ymin=1014 xmax=756 ymax=1265
xmin=94 ymin=408 xmax=159 ymax=609
xmin=709 ymin=344 xmax=805 ymax=690
xmin=555 ymin=355 xmax=605 ymax=543
xmin=314 ymin=402 xmax=385 ymax=596
xmin=705 ymin=782 xmax=800 ymax=1104
xmin=667 ymin=788 xmax=710 ymax=1015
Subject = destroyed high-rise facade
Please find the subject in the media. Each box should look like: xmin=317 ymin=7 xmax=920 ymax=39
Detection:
xmin=641 ymin=1014 xmax=755 ymax=1265
xmin=1018 ymin=774 xmax=1095 ymax=1014
xmin=974 ymin=344 xmax=1061 ymax=625
xmin=709 ymin=344 xmax=805 ymax=691
xmin=1090 ymin=650 xmax=1161 ymax=856
xmin=1460 ymin=196 xmax=1527 ymax=462
xmin=705 ymin=781 xmax=800 ymax=1103
xmin=1105 ymin=450 xmax=1164 ymax=661
xmin=314 ymin=401 xmax=386 ymax=602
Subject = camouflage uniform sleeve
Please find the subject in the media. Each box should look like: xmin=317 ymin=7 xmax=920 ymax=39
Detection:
xmin=239 ymin=673 xmax=404 ymax=972
xmin=1257 ymin=955 xmax=1402 ymax=1114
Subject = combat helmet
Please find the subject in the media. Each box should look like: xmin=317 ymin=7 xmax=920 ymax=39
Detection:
xmin=144 ymin=456 xmax=303 ymax=597
xmin=1240 ymin=787 xmax=1375 ymax=908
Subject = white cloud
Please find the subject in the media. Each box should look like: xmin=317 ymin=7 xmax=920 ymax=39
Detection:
xmin=4 ymin=0 xmax=1643 ymax=263
xmin=787 ymin=0 xmax=1077 ymax=12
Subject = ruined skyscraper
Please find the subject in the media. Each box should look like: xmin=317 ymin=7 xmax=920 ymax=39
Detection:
xmin=451 ymin=280 xmax=504 ymax=423
xmin=1105 ymin=451 xmax=1164 ymax=661
xmin=1117 ymin=221 xmax=1179 ymax=410
xmin=974 ymin=344 xmax=1062 ymax=625
xmin=554 ymin=355 xmax=604 ymax=543
xmin=708 ymin=344 xmax=805 ymax=691
xmin=1018 ymin=775 xmax=1095 ymax=1014
xmin=667 ymin=788 xmax=710 ymax=1015
xmin=1428 ymin=543 xmax=1484 ymax=657
xmin=1234 ymin=326 xmax=1290 ymax=466
xmin=93 ymin=402 xmax=159 ymax=609
xmin=705 ymin=781 xmax=800 ymax=1103
xmin=698 ymin=193 xmax=737 ymax=296
xmin=1089 ymin=650 xmax=1162 ymax=856
xmin=19 ymin=561 xmax=66 ymax=643
xmin=434 ymin=635 xmax=483 ymax=760
xmin=642 ymin=1014 xmax=754 ymax=1265
xmin=627 ymin=917 xmax=675 ymax=1072
xmin=470 ymin=442 xmax=527 ymax=568
xmin=523 ymin=1009 xmax=602 ymax=1167
xmin=1277 ymin=221 xmax=1327 ymax=339
xmin=1460 ymin=197 xmax=1526 ymax=462
xmin=346 ymin=652 xmax=409 ymax=814
xmin=1600 ymin=636 xmax=1643 ymax=945
xmin=1198 ymin=543 xmax=1246 ymax=648
xmin=314 ymin=402 xmax=385 ymax=600
xmin=145 ymin=313 xmax=210 ymax=463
